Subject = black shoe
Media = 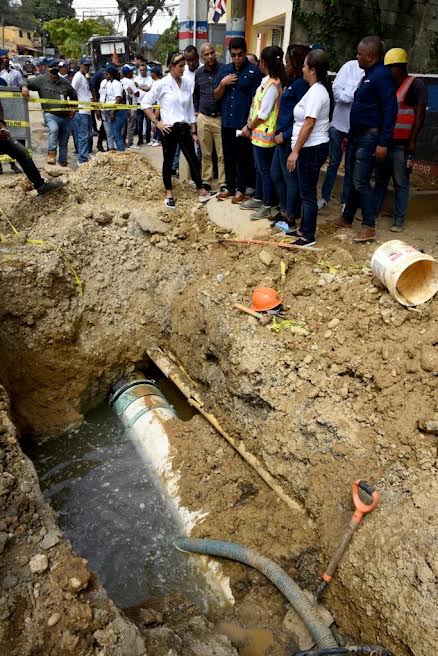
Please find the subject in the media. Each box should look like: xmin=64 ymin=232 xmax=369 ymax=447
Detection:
xmin=0 ymin=163 xmax=3 ymax=174
xmin=10 ymin=163 xmax=21 ymax=174
xmin=97 ymin=144 xmax=105 ymax=152
xmin=164 ymin=197 xmax=176 ymax=209
xmin=285 ymin=228 xmax=302 ymax=238
xmin=137 ymin=139 xmax=144 ymax=146
xmin=293 ymin=237 xmax=316 ymax=247
xmin=203 ymin=183 xmax=212 ymax=192
xmin=36 ymin=179 xmax=65 ymax=196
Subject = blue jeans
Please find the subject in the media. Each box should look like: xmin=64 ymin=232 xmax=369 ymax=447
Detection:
xmin=43 ymin=112 xmax=72 ymax=163
xmin=109 ymin=110 xmax=127 ymax=151
xmin=374 ymin=144 xmax=410 ymax=226
xmin=321 ymin=126 xmax=351 ymax=205
xmin=343 ymin=132 xmax=379 ymax=227
xmin=253 ymin=144 xmax=275 ymax=206
xmin=296 ymin=142 xmax=329 ymax=241
xmin=74 ymin=114 xmax=93 ymax=163
xmin=270 ymin=141 xmax=301 ymax=220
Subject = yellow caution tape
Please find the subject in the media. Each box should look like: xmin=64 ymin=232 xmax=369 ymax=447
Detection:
xmin=0 ymin=208 xmax=84 ymax=296
xmin=0 ymin=91 xmax=159 ymax=111
xmin=5 ymin=119 xmax=30 ymax=127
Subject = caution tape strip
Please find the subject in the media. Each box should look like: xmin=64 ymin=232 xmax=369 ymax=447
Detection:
xmin=0 ymin=208 xmax=84 ymax=296
xmin=0 ymin=91 xmax=159 ymax=111
xmin=4 ymin=119 xmax=30 ymax=127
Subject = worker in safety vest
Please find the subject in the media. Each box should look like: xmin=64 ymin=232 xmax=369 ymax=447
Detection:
xmin=240 ymin=45 xmax=284 ymax=220
xmin=374 ymin=48 xmax=427 ymax=232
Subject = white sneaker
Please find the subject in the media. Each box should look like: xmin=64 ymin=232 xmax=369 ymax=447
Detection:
xmin=129 ymin=144 xmax=140 ymax=150
xmin=317 ymin=198 xmax=328 ymax=210
xmin=146 ymin=141 xmax=154 ymax=146
xmin=152 ymin=141 xmax=161 ymax=147
xmin=341 ymin=203 xmax=346 ymax=213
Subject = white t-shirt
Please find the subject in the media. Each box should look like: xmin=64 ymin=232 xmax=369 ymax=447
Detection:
xmin=121 ymin=77 xmax=139 ymax=105
xmin=71 ymin=71 xmax=92 ymax=115
xmin=99 ymin=78 xmax=123 ymax=104
xmin=292 ymin=82 xmax=330 ymax=149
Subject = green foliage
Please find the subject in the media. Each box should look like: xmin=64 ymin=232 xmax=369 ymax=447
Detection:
xmin=151 ymin=16 xmax=178 ymax=64
xmin=43 ymin=17 xmax=114 ymax=58
xmin=115 ymin=0 xmax=166 ymax=44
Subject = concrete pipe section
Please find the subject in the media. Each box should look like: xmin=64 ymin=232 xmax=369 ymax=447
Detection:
xmin=109 ymin=373 xmax=234 ymax=606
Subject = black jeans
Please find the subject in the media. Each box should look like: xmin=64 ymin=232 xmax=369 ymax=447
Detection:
xmin=221 ymin=127 xmax=255 ymax=194
xmin=0 ymin=138 xmax=44 ymax=189
xmin=296 ymin=142 xmax=329 ymax=241
xmin=162 ymin=123 xmax=202 ymax=191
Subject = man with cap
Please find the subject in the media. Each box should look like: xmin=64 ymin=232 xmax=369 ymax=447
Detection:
xmin=71 ymin=56 xmax=93 ymax=165
xmin=120 ymin=64 xmax=139 ymax=148
xmin=58 ymin=61 xmax=69 ymax=79
xmin=98 ymin=64 xmax=126 ymax=151
xmin=374 ymin=48 xmax=426 ymax=232
xmin=0 ymin=99 xmax=65 ymax=195
xmin=21 ymin=59 xmax=78 ymax=166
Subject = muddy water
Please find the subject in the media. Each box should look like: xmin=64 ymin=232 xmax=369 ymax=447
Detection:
xmin=25 ymin=402 xmax=206 ymax=610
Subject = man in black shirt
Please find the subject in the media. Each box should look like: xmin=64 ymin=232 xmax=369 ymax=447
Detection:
xmin=374 ymin=48 xmax=427 ymax=232
xmin=194 ymin=43 xmax=225 ymax=191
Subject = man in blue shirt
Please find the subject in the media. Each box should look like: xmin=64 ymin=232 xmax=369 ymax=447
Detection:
xmin=335 ymin=36 xmax=397 ymax=242
xmin=214 ymin=37 xmax=262 ymax=203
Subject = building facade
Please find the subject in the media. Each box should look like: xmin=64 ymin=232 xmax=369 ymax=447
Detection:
xmin=1 ymin=24 xmax=41 ymax=57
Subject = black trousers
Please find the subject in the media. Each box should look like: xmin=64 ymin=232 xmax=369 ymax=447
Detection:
xmin=0 ymin=138 xmax=44 ymax=189
xmin=221 ymin=126 xmax=255 ymax=194
xmin=162 ymin=123 xmax=202 ymax=191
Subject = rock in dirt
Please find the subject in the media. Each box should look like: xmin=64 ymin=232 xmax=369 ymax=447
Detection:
xmin=47 ymin=612 xmax=61 ymax=627
xmin=283 ymin=592 xmax=334 ymax=650
xmin=420 ymin=345 xmax=438 ymax=373
xmin=259 ymin=249 xmax=273 ymax=266
xmin=418 ymin=418 xmax=438 ymax=435
xmin=29 ymin=553 xmax=48 ymax=574
xmin=94 ymin=210 xmax=112 ymax=225
xmin=39 ymin=531 xmax=60 ymax=550
xmin=131 ymin=210 xmax=170 ymax=235
xmin=3 ymin=575 xmax=18 ymax=589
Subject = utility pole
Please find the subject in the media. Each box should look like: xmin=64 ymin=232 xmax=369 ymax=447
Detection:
xmin=226 ymin=0 xmax=247 ymax=61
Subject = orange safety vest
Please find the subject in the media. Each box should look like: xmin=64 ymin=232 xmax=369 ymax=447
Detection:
xmin=393 ymin=76 xmax=415 ymax=140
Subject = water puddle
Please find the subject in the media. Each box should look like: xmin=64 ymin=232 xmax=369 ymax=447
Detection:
xmin=25 ymin=402 xmax=206 ymax=610
xmin=216 ymin=622 xmax=274 ymax=656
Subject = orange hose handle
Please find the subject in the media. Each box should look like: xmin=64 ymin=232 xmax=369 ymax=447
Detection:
xmin=352 ymin=480 xmax=380 ymax=524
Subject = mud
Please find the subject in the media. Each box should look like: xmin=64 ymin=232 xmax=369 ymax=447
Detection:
xmin=0 ymin=152 xmax=437 ymax=655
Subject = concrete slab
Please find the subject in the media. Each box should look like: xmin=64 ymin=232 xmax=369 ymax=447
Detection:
xmin=139 ymin=145 xmax=272 ymax=239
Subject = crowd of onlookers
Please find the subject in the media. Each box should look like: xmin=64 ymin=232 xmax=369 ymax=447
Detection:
xmin=0 ymin=35 xmax=427 ymax=245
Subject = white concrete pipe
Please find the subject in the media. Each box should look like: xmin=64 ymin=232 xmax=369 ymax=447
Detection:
xmin=109 ymin=375 xmax=234 ymax=607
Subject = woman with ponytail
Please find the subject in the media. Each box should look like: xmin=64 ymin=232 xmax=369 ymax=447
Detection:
xmin=287 ymin=48 xmax=333 ymax=246
xmin=270 ymin=44 xmax=310 ymax=231
xmin=240 ymin=45 xmax=285 ymax=220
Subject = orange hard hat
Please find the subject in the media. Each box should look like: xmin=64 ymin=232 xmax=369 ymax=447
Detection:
xmin=250 ymin=287 xmax=282 ymax=312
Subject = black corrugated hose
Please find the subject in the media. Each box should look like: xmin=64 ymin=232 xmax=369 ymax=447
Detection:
xmin=293 ymin=646 xmax=394 ymax=655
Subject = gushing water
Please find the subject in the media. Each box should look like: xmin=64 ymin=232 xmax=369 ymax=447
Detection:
xmin=27 ymin=404 xmax=206 ymax=609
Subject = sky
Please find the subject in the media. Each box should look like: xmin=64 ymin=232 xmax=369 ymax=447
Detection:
xmin=72 ymin=0 xmax=176 ymax=37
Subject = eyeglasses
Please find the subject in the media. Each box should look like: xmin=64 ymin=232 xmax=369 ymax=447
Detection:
xmin=230 ymin=51 xmax=245 ymax=59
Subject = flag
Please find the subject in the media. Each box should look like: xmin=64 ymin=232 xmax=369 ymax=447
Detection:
xmin=212 ymin=0 xmax=226 ymax=23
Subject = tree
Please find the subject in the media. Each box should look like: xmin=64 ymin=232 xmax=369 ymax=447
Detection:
xmin=151 ymin=16 xmax=178 ymax=65
xmin=115 ymin=0 xmax=166 ymax=45
xmin=20 ymin=0 xmax=75 ymax=24
xmin=43 ymin=17 xmax=115 ymax=58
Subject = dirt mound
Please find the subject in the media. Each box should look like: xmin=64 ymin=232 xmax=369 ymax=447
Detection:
xmin=0 ymin=151 xmax=437 ymax=655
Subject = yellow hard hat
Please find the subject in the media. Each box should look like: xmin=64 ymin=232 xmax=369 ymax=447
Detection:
xmin=384 ymin=48 xmax=408 ymax=66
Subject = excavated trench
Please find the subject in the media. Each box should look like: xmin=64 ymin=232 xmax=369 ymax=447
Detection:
xmin=0 ymin=152 xmax=437 ymax=656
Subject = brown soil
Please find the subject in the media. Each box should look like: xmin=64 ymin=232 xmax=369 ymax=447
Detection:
xmin=0 ymin=152 xmax=437 ymax=656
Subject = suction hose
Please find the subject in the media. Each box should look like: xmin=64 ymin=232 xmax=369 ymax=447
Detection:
xmin=174 ymin=537 xmax=338 ymax=650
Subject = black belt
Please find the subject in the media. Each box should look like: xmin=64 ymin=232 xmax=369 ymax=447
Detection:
xmin=200 ymin=111 xmax=220 ymax=118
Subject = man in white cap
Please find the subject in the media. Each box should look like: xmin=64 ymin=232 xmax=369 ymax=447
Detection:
xmin=58 ymin=61 xmax=69 ymax=79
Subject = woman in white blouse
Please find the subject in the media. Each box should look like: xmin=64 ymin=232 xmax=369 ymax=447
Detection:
xmin=287 ymin=49 xmax=333 ymax=247
xmin=142 ymin=52 xmax=213 ymax=208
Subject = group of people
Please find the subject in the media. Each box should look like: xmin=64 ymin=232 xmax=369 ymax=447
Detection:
xmin=0 ymin=35 xmax=427 ymax=244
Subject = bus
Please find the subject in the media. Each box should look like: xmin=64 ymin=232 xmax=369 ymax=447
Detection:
xmin=87 ymin=35 xmax=132 ymax=70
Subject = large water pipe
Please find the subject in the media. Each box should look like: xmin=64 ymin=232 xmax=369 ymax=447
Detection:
xmin=109 ymin=374 xmax=234 ymax=606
